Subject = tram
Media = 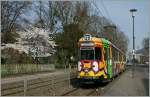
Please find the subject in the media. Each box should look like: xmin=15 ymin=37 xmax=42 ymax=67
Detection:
xmin=77 ymin=34 xmax=126 ymax=82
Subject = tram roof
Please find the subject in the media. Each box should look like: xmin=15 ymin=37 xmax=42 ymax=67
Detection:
xmin=100 ymin=38 xmax=111 ymax=44
xmin=79 ymin=37 xmax=111 ymax=45
xmin=78 ymin=34 xmax=126 ymax=55
xmin=79 ymin=37 xmax=101 ymax=43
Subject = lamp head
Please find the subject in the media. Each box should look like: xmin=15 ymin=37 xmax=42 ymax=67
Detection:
xmin=129 ymin=9 xmax=137 ymax=16
xmin=130 ymin=9 xmax=137 ymax=12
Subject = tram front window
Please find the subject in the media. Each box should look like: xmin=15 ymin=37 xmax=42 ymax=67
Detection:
xmin=80 ymin=47 xmax=102 ymax=60
xmin=95 ymin=47 xmax=102 ymax=60
xmin=80 ymin=49 xmax=94 ymax=60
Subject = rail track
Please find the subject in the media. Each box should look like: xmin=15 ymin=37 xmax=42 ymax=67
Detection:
xmin=1 ymin=68 xmax=128 ymax=96
xmin=61 ymin=86 xmax=97 ymax=96
xmin=60 ymin=77 xmax=106 ymax=96
xmin=1 ymin=72 xmax=77 ymax=96
xmin=61 ymin=81 xmax=107 ymax=96
xmin=61 ymin=68 xmax=128 ymax=96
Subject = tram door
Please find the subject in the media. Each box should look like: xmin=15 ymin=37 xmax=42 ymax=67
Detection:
xmin=104 ymin=47 xmax=112 ymax=78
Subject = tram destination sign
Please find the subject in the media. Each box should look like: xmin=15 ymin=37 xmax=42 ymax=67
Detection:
xmin=80 ymin=42 xmax=94 ymax=46
xmin=83 ymin=34 xmax=92 ymax=41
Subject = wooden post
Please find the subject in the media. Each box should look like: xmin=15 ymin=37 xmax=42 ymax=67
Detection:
xmin=24 ymin=79 xmax=27 ymax=96
xmin=52 ymin=76 xmax=55 ymax=96
xmin=68 ymin=64 xmax=71 ymax=88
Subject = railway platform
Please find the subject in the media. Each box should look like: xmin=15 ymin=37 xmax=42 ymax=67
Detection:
xmin=102 ymin=65 xmax=149 ymax=96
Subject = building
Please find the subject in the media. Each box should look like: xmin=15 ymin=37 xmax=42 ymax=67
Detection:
xmin=128 ymin=48 xmax=148 ymax=64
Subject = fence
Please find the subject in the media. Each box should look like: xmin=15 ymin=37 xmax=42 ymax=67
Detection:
xmin=1 ymin=69 xmax=77 ymax=96
xmin=1 ymin=64 xmax=55 ymax=77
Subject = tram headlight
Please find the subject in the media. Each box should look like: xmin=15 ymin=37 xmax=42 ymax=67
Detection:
xmin=78 ymin=61 xmax=82 ymax=71
xmin=92 ymin=61 xmax=99 ymax=72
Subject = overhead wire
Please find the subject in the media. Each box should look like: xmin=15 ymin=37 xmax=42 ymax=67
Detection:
xmin=101 ymin=0 xmax=114 ymax=24
xmin=91 ymin=0 xmax=105 ymax=32
xmin=91 ymin=0 xmax=117 ymax=40
xmin=91 ymin=0 xmax=116 ymax=25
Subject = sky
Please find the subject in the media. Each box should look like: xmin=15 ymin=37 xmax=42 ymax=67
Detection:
xmin=95 ymin=0 xmax=150 ymax=52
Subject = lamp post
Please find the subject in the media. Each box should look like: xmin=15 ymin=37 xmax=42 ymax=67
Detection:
xmin=130 ymin=8 xmax=137 ymax=78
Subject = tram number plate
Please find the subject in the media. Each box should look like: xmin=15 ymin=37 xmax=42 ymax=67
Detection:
xmin=85 ymin=73 xmax=89 ymax=76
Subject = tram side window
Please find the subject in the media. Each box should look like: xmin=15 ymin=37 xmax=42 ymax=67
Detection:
xmin=104 ymin=47 xmax=107 ymax=61
xmin=112 ymin=47 xmax=115 ymax=60
xmin=115 ymin=49 xmax=118 ymax=61
xmin=112 ymin=47 xmax=117 ymax=61
xmin=95 ymin=47 xmax=101 ymax=60
xmin=108 ymin=48 xmax=110 ymax=59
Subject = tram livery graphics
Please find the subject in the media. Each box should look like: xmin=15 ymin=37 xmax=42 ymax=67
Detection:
xmin=77 ymin=34 xmax=126 ymax=81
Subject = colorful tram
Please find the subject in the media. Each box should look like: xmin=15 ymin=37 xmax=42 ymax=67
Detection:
xmin=77 ymin=34 xmax=126 ymax=82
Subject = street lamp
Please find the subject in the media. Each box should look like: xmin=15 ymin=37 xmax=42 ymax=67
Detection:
xmin=130 ymin=9 xmax=137 ymax=55
xmin=130 ymin=8 xmax=137 ymax=78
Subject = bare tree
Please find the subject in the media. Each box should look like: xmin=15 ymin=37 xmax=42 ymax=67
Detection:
xmin=33 ymin=1 xmax=45 ymax=28
xmin=54 ymin=1 xmax=75 ymax=25
xmin=101 ymin=25 xmax=128 ymax=53
xmin=73 ymin=1 xmax=111 ymax=36
xmin=33 ymin=1 xmax=62 ymax=35
xmin=1 ymin=1 xmax=31 ymax=33
xmin=1 ymin=1 xmax=32 ymax=43
xmin=74 ymin=1 xmax=91 ymax=30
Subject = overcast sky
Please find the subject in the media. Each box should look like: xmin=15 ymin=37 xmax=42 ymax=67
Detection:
xmin=96 ymin=0 xmax=150 ymax=52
